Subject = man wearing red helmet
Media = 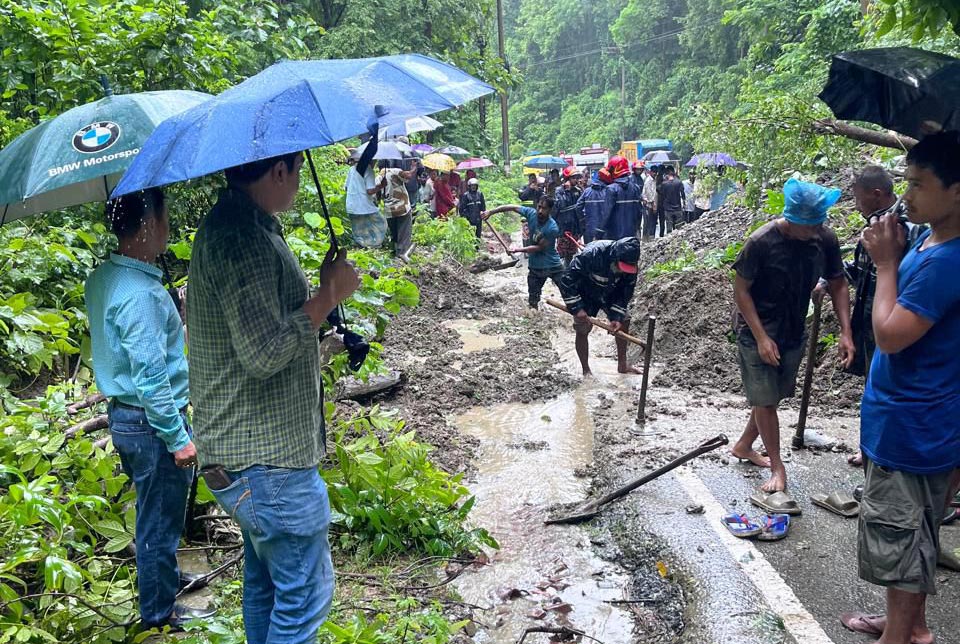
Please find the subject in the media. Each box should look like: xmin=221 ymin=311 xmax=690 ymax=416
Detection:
xmin=597 ymin=156 xmax=642 ymax=241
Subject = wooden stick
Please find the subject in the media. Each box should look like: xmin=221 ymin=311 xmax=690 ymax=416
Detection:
xmin=793 ymin=292 xmax=823 ymax=449
xmin=636 ymin=316 xmax=656 ymax=423
xmin=545 ymin=298 xmax=646 ymax=349
xmin=484 ymin=218 xmax=517 ymax=260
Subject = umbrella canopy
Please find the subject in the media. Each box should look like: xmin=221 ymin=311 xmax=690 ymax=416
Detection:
xmin=456 ymin=157 xmax=493 ymax=170
xmin=358 ymin=139 xmax=412 ymax=160
xmin=435 ymin=144 xmax=470 ymax=157
xmin=411 ymin=143 xmax=435 ymax=155
xmin=422 ymin=153 xmax=456 ymax=173
xmin=524 ymin=155 xmax=569 ymax=169
xmin=819 ymin=47 xmax=960 ymax=140
xmin=685 ymin=152 xmax=739 ymax=168
xmin=0 ymin=90 xmax=211 ymax=225
xmin=641 ymin=150 xmax=679 ymax=164
xmin=113 ymin=54 xmax=493 ymax=196
xmin=379 ymin=115 xmax=441 ymax=139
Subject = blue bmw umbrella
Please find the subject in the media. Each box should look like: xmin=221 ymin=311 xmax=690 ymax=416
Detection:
xmin=113 ymin=54 xmax=493 ymax=196
xmin=523 ymin=155 xmax=569 ymax=170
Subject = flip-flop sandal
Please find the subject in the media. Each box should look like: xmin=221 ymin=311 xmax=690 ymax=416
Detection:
xmin=811 ymin=491 xmax=859 ymax=518
xmin=758 ymin=513 xmax=790 ymax=541
xmin=840 ymin=612 xmax=936 ymax=644
xmin=750 ymin=490 xmax=802 ymax=516
xmin=952 ymin=491 xmax=960 ymax=508
xmin=943 ymin=507 xmax=960 ymax=525
xmin=721 ymin=513 xmax=761 ymax=538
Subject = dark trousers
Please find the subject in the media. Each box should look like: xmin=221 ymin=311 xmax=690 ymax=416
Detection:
xmin=108 ymin=404 xmax=193 ymax=626
xmin=657 ymin=206 xmax=665 ymax=238
xmin=527 ymin=266 xmax=564 ymax=308
xmin=387 ymin=213 xmax=412 ymax=256
xmin=641 ymin=206 xmax=658 ymax=238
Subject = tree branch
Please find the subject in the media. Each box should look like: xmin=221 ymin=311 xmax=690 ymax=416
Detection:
xmin=813 ymin=118 xmax=918 ymax=151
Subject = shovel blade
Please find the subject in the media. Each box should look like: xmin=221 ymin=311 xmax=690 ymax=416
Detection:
xmin=492 ymin=259 xmax=519 ymax=270
xmin=543 ymin=504 xmax=600 ymax=525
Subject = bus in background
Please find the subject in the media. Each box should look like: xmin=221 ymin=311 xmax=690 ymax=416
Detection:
xmin=619 ymin=139 xmax=672 ymax=164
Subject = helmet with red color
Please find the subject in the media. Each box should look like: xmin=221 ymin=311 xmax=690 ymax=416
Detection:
xmin=607 ymin=155 xmax=630 ymax=179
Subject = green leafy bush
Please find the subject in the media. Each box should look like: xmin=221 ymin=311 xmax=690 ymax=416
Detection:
xmin=324 ymin=407 xmax=497 ymax=557
xmin=412 ymin=217 xmax=480 ymax=263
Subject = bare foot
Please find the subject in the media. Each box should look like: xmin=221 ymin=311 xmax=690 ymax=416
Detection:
xmin=730 ymin=448 xmax=771 ymax=468
xmin=582 ymin=368 xmax=592 ymax=377
xmin=618 ymin=365 xmax=643 ymax=375
xmin=760 ymin=467 xmax=786 ymax=493
xmin=847 ymin=451 xmax=863 ymax=467
xmin=852 ymin=614 xmax=934 ymax=644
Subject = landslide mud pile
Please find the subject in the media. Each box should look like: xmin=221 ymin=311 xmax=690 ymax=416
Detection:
xmin=633 ymin=203 xmax=865 ymax=411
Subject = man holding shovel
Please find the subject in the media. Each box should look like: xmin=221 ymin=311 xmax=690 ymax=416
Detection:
xmin=558 ymin=237 xmax=643 ymax=375
xmin=482 ymin=196 xmax=563 ymax=309
xmin=730 ymin=178 xmax=854 ymax=494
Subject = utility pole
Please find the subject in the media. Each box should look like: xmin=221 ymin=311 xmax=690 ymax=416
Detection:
xmin=496 ymin=0 xmax=510 ymax=173
xmin=620 ymin=56 xmax=626 ymax=143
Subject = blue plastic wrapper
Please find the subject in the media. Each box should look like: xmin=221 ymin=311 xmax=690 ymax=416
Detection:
xmin=782 ymin=178 xmax=841 ymax=225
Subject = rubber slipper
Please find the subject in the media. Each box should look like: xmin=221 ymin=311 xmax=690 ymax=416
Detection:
xmin=943 ymin=507 xmax=960 ymax=525
xmin=749 ymin=490 xmax=801 ymax=516
xmin=811 ymin=491 xmax=859 ymax=518
xmin=758 ymin=513 xmax=790 ymax=541
xmin=840 ymin=612 xmax=936 ymax=644
xmin=721 ymin=513 xmax=761 ymax=538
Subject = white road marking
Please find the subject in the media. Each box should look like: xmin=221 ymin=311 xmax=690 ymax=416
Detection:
xmin=674 ymin=467 xmax=836 ymax=644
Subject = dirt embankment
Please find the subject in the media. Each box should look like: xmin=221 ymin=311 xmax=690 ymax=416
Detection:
xmin=632 ymin=199 xmax=867 ymax=413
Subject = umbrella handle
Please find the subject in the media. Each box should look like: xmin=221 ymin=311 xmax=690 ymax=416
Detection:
xmin=305 ymin=150 xmax=339 ymax=255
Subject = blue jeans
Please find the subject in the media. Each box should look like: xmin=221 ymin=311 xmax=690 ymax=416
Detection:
xmin=210 ymin=466 xmax=334 ymax=644
xmin=108 ymin=403 xmax=193 ymax=626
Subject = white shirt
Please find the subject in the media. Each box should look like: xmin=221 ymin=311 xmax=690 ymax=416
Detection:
xmin=345 ymin=166 xmax=378 ymax=215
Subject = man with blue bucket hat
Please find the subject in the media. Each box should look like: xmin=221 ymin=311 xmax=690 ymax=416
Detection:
xmin=730 ymin=178 xmax=854 ymax=494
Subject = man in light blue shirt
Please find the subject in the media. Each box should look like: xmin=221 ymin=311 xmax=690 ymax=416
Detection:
xmin=85 ymin=188 xmax=212 ymax=632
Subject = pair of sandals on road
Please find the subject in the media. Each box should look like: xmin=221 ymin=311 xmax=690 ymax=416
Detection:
xmin=722 ymin=512 xmax=791 ymax=541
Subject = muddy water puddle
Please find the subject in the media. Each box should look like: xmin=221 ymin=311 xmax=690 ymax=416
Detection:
xmin=442 ymin=319 xmax=507 ymax=353
xmin=453 ymin=391 xmax=634 ymax=643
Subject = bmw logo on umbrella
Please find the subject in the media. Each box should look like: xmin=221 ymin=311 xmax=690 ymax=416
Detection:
xmin=72 ymin=121 xmax=121 ymax=154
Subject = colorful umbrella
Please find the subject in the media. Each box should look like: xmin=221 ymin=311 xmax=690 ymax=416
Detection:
xmin=456 ymin=157 xmax=494 ymax=170
xmin=524 ymin=155 xmax=569 ymax=169
xmin=685 ymin=152 xmax=740 ymax=168
xmin=114 ymin=54 xmax=494 ymax=196
xmin=412 ymin=143 xmax=435 ymax=155
xmin=0 ymin=89 xmax=211 ymax=225
xmin=422 ymin=153 xmax=456 ymax=173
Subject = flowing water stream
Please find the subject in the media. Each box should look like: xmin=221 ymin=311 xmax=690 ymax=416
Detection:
xmin=445 ymin=318 xmax=635 ymax=643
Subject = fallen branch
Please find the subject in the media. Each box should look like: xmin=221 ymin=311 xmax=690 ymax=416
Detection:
xmin=67 ymin=393 xmax=107 ymax=415
xmin=812 ymin=118 xmax=918 ymax=151
xmin=518 ymin=626 xmax=604 ymax=644
xmin=0 ymin=592 xmax=125 ymax=626
xmin=64 ymin=414 xmax=108 ymax=439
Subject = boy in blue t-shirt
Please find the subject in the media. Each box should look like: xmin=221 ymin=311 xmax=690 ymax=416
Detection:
xmin=842 ymin=131 xmax=960 ymax=644
xmin=482 ymin=196 xmax=564 ymax=309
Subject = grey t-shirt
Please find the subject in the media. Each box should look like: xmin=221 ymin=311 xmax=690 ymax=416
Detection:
xmin=733 ymin=220 xmax=844 ymax=350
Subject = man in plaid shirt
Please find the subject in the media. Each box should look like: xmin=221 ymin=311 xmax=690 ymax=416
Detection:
xmin=188 ymin=151 xmax=359 ymax=644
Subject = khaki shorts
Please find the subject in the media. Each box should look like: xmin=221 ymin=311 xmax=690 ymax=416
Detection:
xmin=737 ymin=340 xmax=804 ymax=408
xmin=857 ymin=458 xmax=951 ymax=595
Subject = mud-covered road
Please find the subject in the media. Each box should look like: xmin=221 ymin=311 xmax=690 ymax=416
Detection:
xmin=369 ymin=211 xmax=960 ymax=644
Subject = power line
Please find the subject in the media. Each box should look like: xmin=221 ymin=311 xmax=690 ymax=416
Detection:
xmin=517 ymin=28 xmax=685 ymax=70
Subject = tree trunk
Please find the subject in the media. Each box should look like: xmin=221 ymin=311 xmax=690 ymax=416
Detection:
xmin=64 ymin=414 xmax=108 ymax=439
xmin=813 ymin=118 xmax=918 ymax=151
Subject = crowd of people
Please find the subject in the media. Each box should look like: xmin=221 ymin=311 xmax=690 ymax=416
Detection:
xmin=81 ymin=119 xmax=960 ymax=644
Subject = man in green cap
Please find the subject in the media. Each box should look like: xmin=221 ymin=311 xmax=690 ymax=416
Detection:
xmin=730 ymin=178 xmax=854 ymax=493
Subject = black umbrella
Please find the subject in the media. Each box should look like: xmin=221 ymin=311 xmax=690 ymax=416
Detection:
xmin=819 ymin=47 xmax=960 ymax=140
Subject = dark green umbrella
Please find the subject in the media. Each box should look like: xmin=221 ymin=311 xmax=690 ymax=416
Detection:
xmin=0 ymin=88 xmax=211 ymax=226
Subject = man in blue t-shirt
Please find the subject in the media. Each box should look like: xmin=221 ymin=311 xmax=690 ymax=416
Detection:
xmin=841 ymin=131 xmax=960 ymax=644
xmin=482 ymin=196 xmax=564 ymax=309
